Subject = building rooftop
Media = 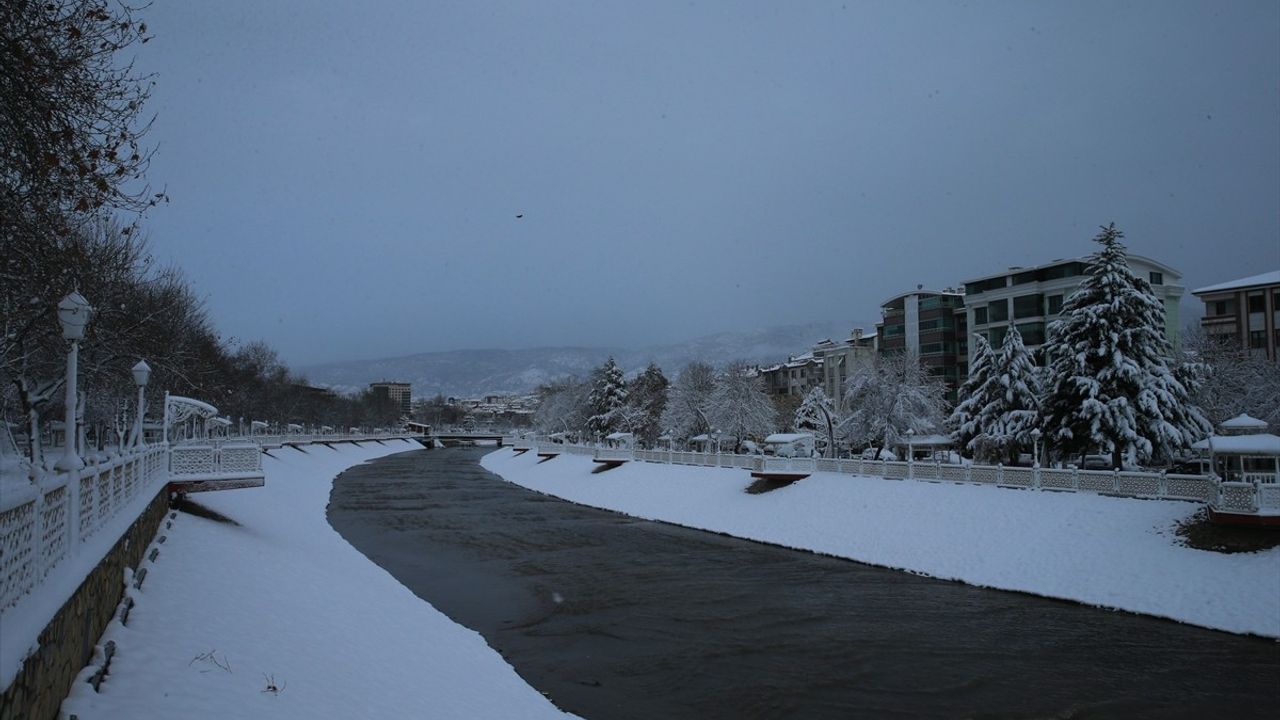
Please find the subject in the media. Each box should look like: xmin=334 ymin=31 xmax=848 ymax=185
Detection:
xmin=1191 ymin=270 xmax=1280 ymax=296
xmin=959 ymin=253 xmax=1180 ymax=286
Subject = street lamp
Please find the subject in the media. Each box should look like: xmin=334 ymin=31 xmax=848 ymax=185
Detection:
xmin=131 ymin=360 xmax=151 ymax=449
xmin=905 ymin=428 xmax=915 ymax=463
xmin=55 ymin=292 xmax=91 ymax=471
xmin=1031 ymin=428 xmax=1042 ymax=469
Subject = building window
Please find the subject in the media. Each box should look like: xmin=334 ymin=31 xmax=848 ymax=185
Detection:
xmin=1016 ymin=322 xmax=1046 ymax=346
xmin=1211 ymin=299 xmax=1237 ymax=317
xmin=1149 ymin=271 xmax=1163 ymax=285
xmin=1248 ymin=294 xmax=1265 ymax=313
xmin=1013 ymin=294 xmax=1043 ymax=319
xmin=1250 ymin=330 xmax=1267 ymax=349
xmin=988 ymin=299 xmax=1009 ymax=323
xmin=973 ymin=307 xmax=988 ymax=325
xmin=1047 ymin=294 xmax=1064 ymax=316
xmin=988 ymin=325 xmax=1009 ymax=346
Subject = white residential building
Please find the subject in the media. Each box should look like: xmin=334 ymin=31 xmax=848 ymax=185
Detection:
xmin=810 ymin=329 xmax=878 ymax=407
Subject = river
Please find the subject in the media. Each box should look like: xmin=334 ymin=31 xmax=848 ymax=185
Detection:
xmin=327 ymin=447 xmax=1278 ymax=719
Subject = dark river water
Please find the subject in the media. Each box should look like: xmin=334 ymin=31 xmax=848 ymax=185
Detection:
xmin=326 ymin=447 xmax=1279 ymax=719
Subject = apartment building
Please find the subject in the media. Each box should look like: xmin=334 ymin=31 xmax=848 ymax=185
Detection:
xmin=810 ymin=329 xmax=878 ymax=407
xmin=876 ymin=289 xmax=968 ymax=396
xmin=758 ymin=354 xmax=824 ymax=398
xmin=1192 ymin=270 xmax=1280 ymax=361
xmin=960 ymin=254 xmax=1183 ymax=369
xmin=368 ymin=381 xmax=412 ymax=416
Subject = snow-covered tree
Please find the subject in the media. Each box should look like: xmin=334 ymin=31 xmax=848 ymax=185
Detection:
xmin=620 ymin=363 xmax=668 ymax=446
xmin=586 ymin=357 xmax=627 ymax=437
xmin=661 ymin=362 xmax=716 ymax=442
xmin=947 ymin=333 xmax=995 ymax=456
xmin=534 ymin=377 xmax=591 ymax=436
xmin=794 ymin=386 xmax=840 ymax=458
xmin=969 ymin=325 xmax=1041 ymax=464
xmin=1179 ymin=326 xmax=1280 ymax=431
xmin=707 ymin=361 xmax=777 ymax=449
xmin=1039 ymin=224 xmax=1211 ymax=468
xmin=840 ymin=353 xmax=946 ymax=458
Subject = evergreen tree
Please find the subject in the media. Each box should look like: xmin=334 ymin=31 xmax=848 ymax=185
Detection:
xmin=1039 ymin=224 xmax=1211 ymax=467
xmin=970 ymin=325 xmax=1041 ymax=464
xmin=621 ymin=363 xmax=669 ymax=446
xmin=586 ymin=357 xmax=627 ymax=437
xmin=794 ymin=386 xmax=840 ymax=458
xmin=947 ymin=333 xmax=995 ymax=456
xmin=661 ymin=362 xmax=715 ymax=443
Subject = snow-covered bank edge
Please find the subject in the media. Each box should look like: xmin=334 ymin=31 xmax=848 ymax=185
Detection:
xmin=482 ymin=449 xmax=1280 ymax=639
xmin=63 ymin=441 xmax=574 ymax=720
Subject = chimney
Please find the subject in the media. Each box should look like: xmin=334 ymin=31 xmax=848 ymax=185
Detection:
xmin=852 ymin=328 xmax=864 ymax=340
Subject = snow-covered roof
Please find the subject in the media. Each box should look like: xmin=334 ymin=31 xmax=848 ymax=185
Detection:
xmin=690 ymin=434 xmax=711 ymax=442
xmin=1192 ymin=270 xmax=1280 ymax=296
xmin=250 ymin=420 xmax=269 ymax=430
xmin=1191 ymin=434 xmax=1280 ymax=456
xmin=166 ymin=395 xmax=218 ymax=423
xmin=961 ymin=253 xmax=1181 ymax=286
xmin=605 ymin=432 xmax=633 ymax=440
xmin=208 ymin=417 xmax=232 ymax=428
xmin=1220 ymin=414 xmax=1269 ymax=431
xmin=764 ymin=433 xmax=814 ymax=444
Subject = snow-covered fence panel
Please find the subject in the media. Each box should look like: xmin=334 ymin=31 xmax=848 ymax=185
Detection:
xmin=219 ymin=444 xmax=263 ymax=474
xmin=969 ymin=465 xmax=998 ymax=484
xmin=1258 ymin=484 xmax=1280 ymax=511
xmin=593 ymin=447 xmax=633 ymax=463
xmin=1076 ymin=470 xmax=1117 ymax=493
xmin=938 ymin=464 xmax=969 ymax=483
xmin=1164 ymin=474 xmax=1213 ymax=502
xmin=912 ymin=462 xmax=941 ymax=481
xmin=1217 ymin=483 xmax=1257 ymax=513
xmin=0 ymin=501 xmax=36 ymax=611
xmin=170 ymin=445 xmax=216 ymax=475
xmin=1000 ymin=467 xmax=1035 ymax=488
xmin=815 ymin=458 xmax=839 ymax=473
xmin=883 ymin=461 xmax=909 ymax=480
xmin=1115 ymin=471 xmax=1161 ymax=497
xmin=1039 ymin=467 xmax=1076 ymax=490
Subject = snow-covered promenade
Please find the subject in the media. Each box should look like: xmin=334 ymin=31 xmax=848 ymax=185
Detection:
xmin=63 ymin=441 xmax=574 ymax=720
xmin=482 ymin=448 xmax=1280 ymax=639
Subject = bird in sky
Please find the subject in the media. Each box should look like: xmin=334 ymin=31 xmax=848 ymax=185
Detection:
xmin=516 ymin=213 xmax=524 ymax=219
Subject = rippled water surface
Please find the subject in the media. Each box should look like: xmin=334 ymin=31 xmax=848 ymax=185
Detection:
xmin=327 ymin=447 xmax=1278 ymax=719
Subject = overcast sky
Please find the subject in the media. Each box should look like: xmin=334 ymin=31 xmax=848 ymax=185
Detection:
xmin=135 ymin=1 xmax=1279 ymax=365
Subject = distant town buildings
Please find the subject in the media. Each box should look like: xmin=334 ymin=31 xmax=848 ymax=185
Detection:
xmin=1192 ymin=270 xmax=1280 ymax=361
xmin=758 ymin=354 xmax=823 ymax=398
xmin=368 ymin=381 xmax=412 ymax=416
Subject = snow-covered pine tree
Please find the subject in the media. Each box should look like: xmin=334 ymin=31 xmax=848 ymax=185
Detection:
xmin=839 ymin=353 xmax=946 ymax=459
xmin=969 ymin=325 xmax=1041 ymax=464
xmin=660 ymin=362 xmax=716 ymax=442
xmin=1039 ymin=223 xmax=1211 ymax=468
xmin=586 ymin=357 xmax=627 ymax=437
xmin=794 ymin=386 xmax=840 ymax=458
xmin=947 ymin=333 xmax=994 ymax=457
xmin=622 ymin=363 xmax=669 ymax=446
xmin=707 ymin=361 xmax=777 ymax=450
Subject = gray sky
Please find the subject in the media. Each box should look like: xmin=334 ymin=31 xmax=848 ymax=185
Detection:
xmin=136 ymin=1 xmax=1280 ymax=365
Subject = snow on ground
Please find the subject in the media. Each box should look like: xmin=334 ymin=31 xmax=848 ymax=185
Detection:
xmin=482 ymin=449 xmax=1280 ymax=638
xmin=64 ymin=440 xmax=574 ymax=720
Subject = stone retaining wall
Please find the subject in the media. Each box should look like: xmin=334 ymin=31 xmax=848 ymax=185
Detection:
xmin=0 ymin=487 xmax=170 ymax=720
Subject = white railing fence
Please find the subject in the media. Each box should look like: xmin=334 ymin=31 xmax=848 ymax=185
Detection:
xmin=0 ymin=444 xmax=168 ymax=612
xmin=526 ymin=437 xmax=1228 ymax=507
xmin=170 ymin=443 xmax=263 ymax=477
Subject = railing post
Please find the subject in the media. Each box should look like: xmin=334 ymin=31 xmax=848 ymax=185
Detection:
xmin=1070 ymin=464 xmax=1079 ymax=490
xmin=996 ymin=463 xmax=1004 ymax=485
xmin=964 ymin=463 xmax=972 ymax=484
xmin=1158 ymin=470 xmax=1167 ymax=497
xmin=1032 ymin=463 xmax=1041 ymax=489
xmin=68 ymin=467 xmax=81 ymax=552
xmin=907 ymin=455 xmax=914 ymax=480
xmin=1112 ymin=468 xmax=1120 ymax=492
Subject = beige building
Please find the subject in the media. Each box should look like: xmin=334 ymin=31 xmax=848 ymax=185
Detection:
xmin=811 ymin=329 xmax=878 ymax=407
xmin=758 ymin=354 xmax=823 ymax=398
xmin=1192 ymin=270 xmax=1280 ymax=361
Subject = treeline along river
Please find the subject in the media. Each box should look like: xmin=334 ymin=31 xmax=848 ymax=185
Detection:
xmin=326 ymin=447 xmax=1278 ymax=719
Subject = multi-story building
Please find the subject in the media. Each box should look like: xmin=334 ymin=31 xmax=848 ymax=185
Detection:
xmin=368 ymin=381 xmax=412 ymax=416
xmin=810 ymin=329 xmax=878 ymax=407
xmin=960 ymin=255 xmax=1183 ymax=369
xmin=876 ymin=289 xmax=968 ymax=396
xmin=1192 ymin=270 xmax=1280 ymax=361
xmin=758 ymin=354 xmax=823 ymax=398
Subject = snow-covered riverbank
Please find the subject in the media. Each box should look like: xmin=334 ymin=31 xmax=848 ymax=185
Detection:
xmin=482 ymin=448 xmax=1280 ymax=638
xmin=63 ymin=441 xmax=574 ymax=720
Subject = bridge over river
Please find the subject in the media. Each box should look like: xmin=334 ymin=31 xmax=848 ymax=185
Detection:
xmin=328 ymin=447 xmax=1279 ymax=719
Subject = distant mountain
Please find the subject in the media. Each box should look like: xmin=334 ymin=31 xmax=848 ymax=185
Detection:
xmin=298 ymin=321 xmax=870 ymax=399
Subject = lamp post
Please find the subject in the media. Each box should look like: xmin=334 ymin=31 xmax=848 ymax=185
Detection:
xmin=1031 ymin=428 xmax=1042 ymax=469
xmin=131 ymin=360 xmax=151 ymax=449
xmin=905 ymin=428 xmax=915 ymax=462
xmin=55 ymin=292 xmax=91 ymax=471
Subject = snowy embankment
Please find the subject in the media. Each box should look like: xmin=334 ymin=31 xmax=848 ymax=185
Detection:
xmin=482 ymin=449 xmax=1280 ymax=638
xmin=63 ymin=441 xmax=574 ymax=720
